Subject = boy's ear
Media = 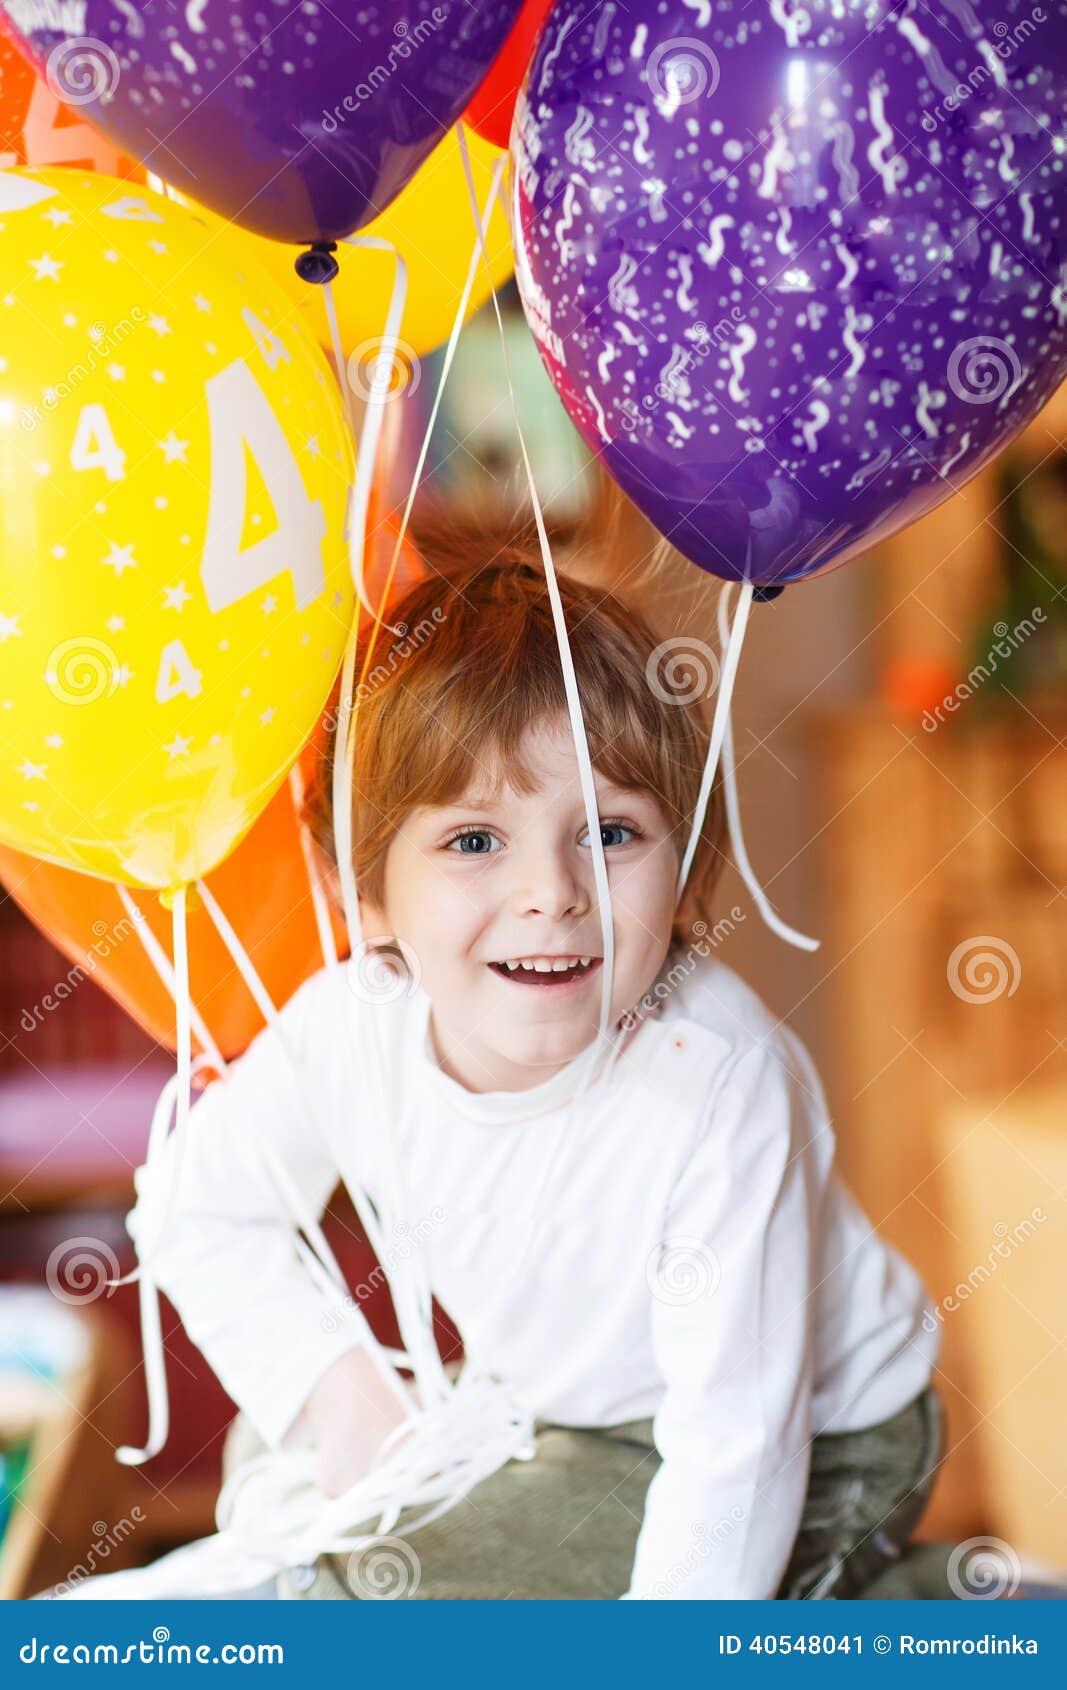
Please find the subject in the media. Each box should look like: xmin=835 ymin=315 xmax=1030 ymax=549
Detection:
xmin=357 ymin=895 xmax=393 ymax=943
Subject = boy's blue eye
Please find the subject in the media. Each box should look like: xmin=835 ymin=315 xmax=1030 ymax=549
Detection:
xmin=446 ymin=829 xmax=500 ymax=854
xmin=445 ymin=821 xmax=639 ymax=853
xmin=580 ymin=823 xmax=634 ymax=849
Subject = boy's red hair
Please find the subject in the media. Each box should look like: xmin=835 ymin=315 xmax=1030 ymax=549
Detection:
xmin=302 ymin=515 xmax=726 ymax=953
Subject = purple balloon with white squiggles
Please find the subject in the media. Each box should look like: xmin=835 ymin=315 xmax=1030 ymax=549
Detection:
xmin=0 ymin=1 xmax=522 ymax=244
xmin=512 ymin=0 xmax=1067 ymax=585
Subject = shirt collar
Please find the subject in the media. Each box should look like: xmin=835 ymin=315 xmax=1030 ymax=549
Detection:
xmin=412 ymin=986 xmax=659 ymax=1125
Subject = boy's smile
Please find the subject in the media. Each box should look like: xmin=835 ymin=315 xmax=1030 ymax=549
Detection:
xmin=487 ymin=954 xmax=601 ymax=988
xmin=359 ymin=716 xmax=678 ymax=1094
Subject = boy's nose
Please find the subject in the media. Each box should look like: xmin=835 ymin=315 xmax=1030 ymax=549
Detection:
xmin=511 ymin=849 xmax=590 ymax=922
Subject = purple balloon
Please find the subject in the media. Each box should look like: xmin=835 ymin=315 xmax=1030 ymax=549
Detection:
xmin=512 ymin=0 xmax=1067 ymax=584
xmin=2 ymin=1 xmax=521 ymax=244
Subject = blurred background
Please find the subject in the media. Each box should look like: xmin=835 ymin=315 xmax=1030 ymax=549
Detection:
xmin=1 ymin=280 xmax=1065 ymax=1596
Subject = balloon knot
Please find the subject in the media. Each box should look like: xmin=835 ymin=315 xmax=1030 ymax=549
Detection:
xmin=295 ymin=242 xmax=340 ymax=285
xmin=752 ymin=584 xmax=785 ymax=603
xmin=158 ymin=882 xmax=201 ymax=913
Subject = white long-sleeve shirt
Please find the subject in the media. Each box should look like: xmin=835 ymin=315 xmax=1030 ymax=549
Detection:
xmin=126 ymin=945 xmax=940 ymax=1599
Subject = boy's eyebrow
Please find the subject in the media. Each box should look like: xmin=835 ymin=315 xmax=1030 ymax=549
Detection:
xmin=439 ymin=792 xmax=503 ymax=810
xmin=440 ymin=782 xmax=659 ymax=811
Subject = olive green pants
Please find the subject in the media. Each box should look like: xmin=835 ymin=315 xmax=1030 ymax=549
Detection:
xmin=219 ymin=1382 xmax=946 ymax=1600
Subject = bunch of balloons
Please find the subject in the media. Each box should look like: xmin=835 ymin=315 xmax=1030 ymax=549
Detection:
xmin=5 ymin=0 xmax=1067 ymax=1057
xmin=0 ymin=0 xmax=550 ymax=1055
xmin=510 ymin=0 xmax=1067 ymax=585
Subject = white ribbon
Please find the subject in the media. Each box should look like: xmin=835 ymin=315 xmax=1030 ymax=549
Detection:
xmin=92 ymin=138 xmax=818 ymax=1596
xmin=714 ymin=585 xmax=820 ymax=952
xmin=85 ymin=202 xmax=544 ymax=1594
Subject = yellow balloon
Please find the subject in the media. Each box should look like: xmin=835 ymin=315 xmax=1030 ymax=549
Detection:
xmin=0 ymin=168 xmax=355 ymax=893
xmin=150 ymin=126 xmax=514 ymax=362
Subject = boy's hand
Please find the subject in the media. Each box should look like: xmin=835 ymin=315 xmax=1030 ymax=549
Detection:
xmin=282 ymin=1345 xmax=410 ymax=1500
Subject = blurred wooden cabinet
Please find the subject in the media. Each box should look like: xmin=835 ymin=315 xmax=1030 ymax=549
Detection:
xmin=935 ymin=1086 xmax=1067 ymax=1570
xmin=815 ymin=703 xmax=1067 ymax=1541
xmin=0 ymin=1302 xmax=140 ymax=1599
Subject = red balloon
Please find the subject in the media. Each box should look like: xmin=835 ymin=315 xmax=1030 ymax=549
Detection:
xmin=463 ymin=0 xmax=556 ymax=150
xmin=0 ymin=26 xmax=138 ymax=174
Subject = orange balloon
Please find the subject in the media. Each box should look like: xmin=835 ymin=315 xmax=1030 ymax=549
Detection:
xmin=0 ymin=29 xmax=142 ymax=176
xmin=0 ymin=517 xmax=428 ymax=1065
xmin=0 ymin=771 xmax=346 ymax=1066
xmin=365 ymin=481 xmax=426 ymax=608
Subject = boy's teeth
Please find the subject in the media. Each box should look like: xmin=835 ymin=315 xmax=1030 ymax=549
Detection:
xmin=500 ymin=957 xmax=593 ymax=973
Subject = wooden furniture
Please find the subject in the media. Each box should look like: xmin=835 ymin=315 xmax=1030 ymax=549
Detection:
xmin=804 ymin=372 xmax=1067 ymax=1552
xmin=872 ymin=382 xmax=1067 ymax=680
xmin=0 ymin=1060 xmax=236 ymax=1566
xmin=0 ymin=1299 xmax=140 ymax=1599
xmin=815 ymin=702 xmax=1067 ymax=1543
xmin=935 ymin=1084 xmax=1067 ymax=1572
